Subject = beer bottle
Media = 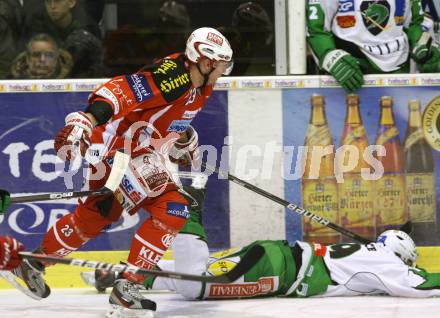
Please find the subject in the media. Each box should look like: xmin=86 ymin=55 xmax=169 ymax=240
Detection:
xmin=404 ymin=100 xmax=436 ymax=244
xmin=374 ymin=96 xmax=407 ymax=234
xmin=338 ymin=94 xmax=375 ymax=241
xmin=302 ymin=94 xmax=340 ymax=243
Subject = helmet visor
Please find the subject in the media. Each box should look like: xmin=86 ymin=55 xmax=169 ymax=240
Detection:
xmin=213 ymin=59 xmax=234 ymax=75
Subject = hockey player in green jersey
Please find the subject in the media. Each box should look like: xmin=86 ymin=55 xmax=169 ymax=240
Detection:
xmin=83 ymin=186 xmax=440 ymax=299
xmin=307 ymin=0 xmax=440 ymax=92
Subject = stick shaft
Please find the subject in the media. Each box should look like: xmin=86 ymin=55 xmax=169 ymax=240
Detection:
xmin=19 ymin=252 xmax=232 ymax=283
xmin=202 ymin=162 xmax=372 ymax=244
xmin=11 ymin=188 xmax=111 ymax=203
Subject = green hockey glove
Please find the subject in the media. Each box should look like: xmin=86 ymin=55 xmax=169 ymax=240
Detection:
xmin=322 ymin=49 xmax=364 ymax=93
xmin=0 ymin=189 xmax=11 ymax=214
xmin=411 ymin=32 xmax=432 ymax=64
xmin=418 ymin=46 xmax=440 ymax=73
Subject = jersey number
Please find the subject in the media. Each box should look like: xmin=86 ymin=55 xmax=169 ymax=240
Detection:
xmin=309 ymin=6 xmax=318 ymax=20
xmin=329 ymin=243 xmax=361 ymax=259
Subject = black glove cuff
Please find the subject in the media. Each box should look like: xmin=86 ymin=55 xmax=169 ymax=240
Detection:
xmin=85 ymin=100 xmax=114 ymax=126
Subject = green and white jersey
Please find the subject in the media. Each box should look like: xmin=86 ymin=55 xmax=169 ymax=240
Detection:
xmin=307 ymin=0 xmax=424 ymax=72
xmin=290 ymin=242 xmax=440 ymax=298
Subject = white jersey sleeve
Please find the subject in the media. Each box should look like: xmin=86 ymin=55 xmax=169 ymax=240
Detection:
xmin=322 ymin=243 xmax=440 ymax=298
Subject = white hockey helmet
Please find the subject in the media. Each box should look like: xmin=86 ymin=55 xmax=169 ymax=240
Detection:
xmin=185 ymin=27 xmax=233 ymax=75
xmin=377 ymin=230 xmax=417 ymax=266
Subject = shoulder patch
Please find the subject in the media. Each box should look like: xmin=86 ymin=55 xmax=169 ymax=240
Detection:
xmin=151 ymin=57 xmax=192 ymax=103
xmin=125 ymin=73 xmax=154 ymax=103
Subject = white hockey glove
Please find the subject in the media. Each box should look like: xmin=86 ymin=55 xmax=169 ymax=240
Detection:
xmin=169 ymin=125 xmax=201 ymax=169
xmin=54 ymin=111 xmax=93 ymax=161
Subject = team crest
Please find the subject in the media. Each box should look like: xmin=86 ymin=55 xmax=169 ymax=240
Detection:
xmin=360 ymin=1 xmax=390 ymax=35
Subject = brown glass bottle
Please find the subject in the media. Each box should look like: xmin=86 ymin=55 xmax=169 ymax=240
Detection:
xmin=302 ymin=94 xmax=340 ymax=244
xmin=338 ymin=94 xmax=375 ymax=241
xmin=404 ymin=100 xmax=436 ymax=244
xmin=374 ymin=96 xmax=407 ymax=235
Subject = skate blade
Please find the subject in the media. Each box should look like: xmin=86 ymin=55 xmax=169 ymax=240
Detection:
xmin=106 ymin=304 xmax=154 ymax=318
xmin=0 ymin=271 xmax=42 ymax=300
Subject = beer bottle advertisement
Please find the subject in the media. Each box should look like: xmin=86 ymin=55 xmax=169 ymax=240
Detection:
xmin=301 ymin=94 xmax=340 ymax=243
xmin=338 ymin=94 xmax=375 ymax=240
xmin=374 ymin=96 xmax=407 ymax=234
xmin=405 ymin=100 xmax=436 ymax=244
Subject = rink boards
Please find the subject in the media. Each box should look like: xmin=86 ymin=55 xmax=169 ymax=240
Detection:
xmin=0 ymin=75 xmax=440 ymax=288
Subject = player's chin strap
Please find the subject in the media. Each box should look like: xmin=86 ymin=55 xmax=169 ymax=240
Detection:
xmin=200 ymin=162 xmax=413 ymax=243
xmin=196 ymin=61 xmax=214 ymax=88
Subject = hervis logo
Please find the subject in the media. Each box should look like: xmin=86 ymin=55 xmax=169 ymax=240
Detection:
xmin=422 ymin=95 xmax=440 ymax=151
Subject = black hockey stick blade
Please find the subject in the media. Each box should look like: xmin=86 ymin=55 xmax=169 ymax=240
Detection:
xmin=399 ymin=220 xmax=413 ymax=235
xmin=220 ymin=244 xmax=265 ymax=283
xmin=19 ymin=247 xmax=263 ymax=284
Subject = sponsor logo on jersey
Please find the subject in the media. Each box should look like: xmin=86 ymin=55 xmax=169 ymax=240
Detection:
xmin=166 ymin=202 xmax=190 ymax=219
xmin=167 ymin=119 xmax=192 ymax=132
xmin=207 ymin=32 xmax=223 ymax=46
xmin=207 ymin=259 xmax=238 ymax=276
xmin=159 ymin=73 xmax=191 ymax=93
xmin=120 ymin=175 xmax=142 ymax=203
xmin=338 ymin=0 xmax=354 ymax=13
xmin=136 ymin=245 xmax=162 ymax=268
xmin=96 ymin=86 xmax=120 ymax=114
xmin=336 ymin=15 xmax=356 ymax=28
xmin=182 ymin=109 xmax=200 ymax=119
xmin=313 ymin=243 xmax=327 ymax=256
xmin=126 ymin=73 xmax=153 ymax=103
xmin=161 ymin=234 xmax=175 ymax=248
xmin=208 ymin=277 xmax=278 ymax=298
xmin=153 ymin=59 xmax=178 ymax=75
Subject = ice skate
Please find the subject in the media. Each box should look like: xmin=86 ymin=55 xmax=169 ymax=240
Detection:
xmin=11 ymin=257 xmax=50 ymax=299
xmin=106 ymin=278 xmax=156 ymax=318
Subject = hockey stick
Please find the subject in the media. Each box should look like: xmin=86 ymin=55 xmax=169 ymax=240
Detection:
xmin=201 ymin=162 xmax=411 ymax=244
xmin=18 ymin=244 xmax=264 ymax=284
xmin=7 ymin=150 xmax=130 ymax=204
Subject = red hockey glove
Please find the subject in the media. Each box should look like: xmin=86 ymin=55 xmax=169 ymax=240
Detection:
xmin=54 ymin=112 xmax=93 ymax=161
xmin=169 ymin=126 xmax=201 ymax=169
xmin=0 ymin=236 xmax=24 ymax=270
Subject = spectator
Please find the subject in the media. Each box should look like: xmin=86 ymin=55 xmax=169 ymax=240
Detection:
xmin=9 ymin=33 xmax=73 ymax=79
xmin=104 ymin=0 xmax=191 ymax=75
xmin=219 ymin=1 xmax=275 ymax=76
xmin=23 ymin=0 xmax=103 ymax=77
xmin=0 ymin=0 xmax=24 ymax=79
xmin=307 ymin=0 xmax=440 ymax=92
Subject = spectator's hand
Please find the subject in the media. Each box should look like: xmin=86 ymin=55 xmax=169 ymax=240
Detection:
xmin=54 ymin=112 xmax=93 ymax=161
xmin=169 ymin=126 xmax=201 ymax=170
xmin=0 ymin=189 xmax=11 ymax=214
xmin=418 ymin=46 xmax=440 ymax=73
xmin=0 ymin=236 xmax=24 ymax=270
xmin=322 ymin=49 xmax=364 ymax=93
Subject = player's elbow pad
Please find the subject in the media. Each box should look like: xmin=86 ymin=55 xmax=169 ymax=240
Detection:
xmin=85 ymin=100 xmax=114 ymax=126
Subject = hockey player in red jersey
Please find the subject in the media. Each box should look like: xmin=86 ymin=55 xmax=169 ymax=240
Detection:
xmin=13 ymin=27 xmax=233 ymax=317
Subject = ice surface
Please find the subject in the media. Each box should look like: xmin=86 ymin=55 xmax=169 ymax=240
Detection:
xmin=0 ymin=288 xmax=439 ymax=318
